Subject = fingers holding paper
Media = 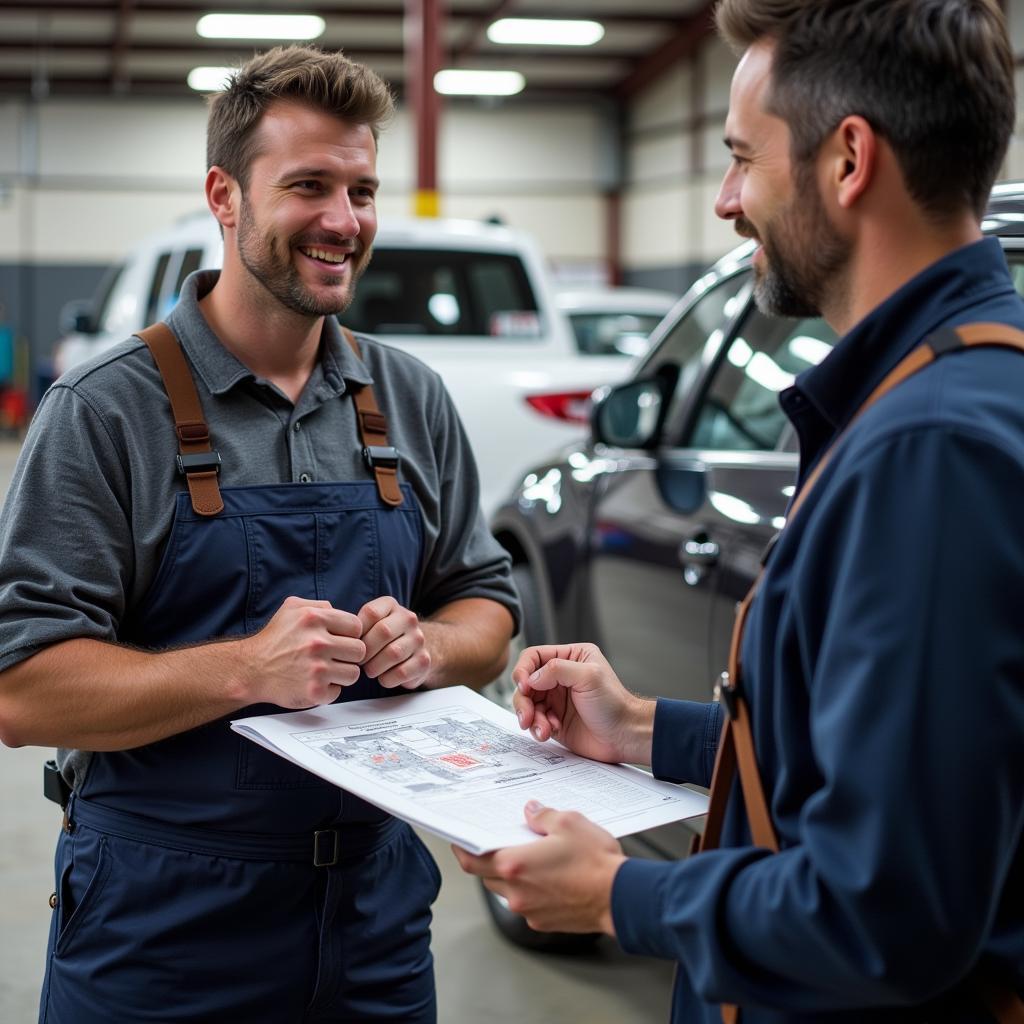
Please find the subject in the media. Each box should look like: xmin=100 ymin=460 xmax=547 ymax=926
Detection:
xmin=511 ymin=643 xmax=657 ymax=767
xmin=452 ymin=799 xmax=625 ymax=936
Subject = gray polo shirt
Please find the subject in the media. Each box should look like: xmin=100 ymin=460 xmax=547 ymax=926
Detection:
xmin=0 ymin=269 xmax=519 ymax=679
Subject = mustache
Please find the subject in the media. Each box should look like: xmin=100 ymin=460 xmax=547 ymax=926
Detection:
xmin=734 ymin=217 xmax=761 ymax=244
xmin=293 ymin=233 xmax=360 ymax=252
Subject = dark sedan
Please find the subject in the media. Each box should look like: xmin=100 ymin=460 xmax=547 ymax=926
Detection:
xmin=480 ymin=182 xmax=1024 ymax=948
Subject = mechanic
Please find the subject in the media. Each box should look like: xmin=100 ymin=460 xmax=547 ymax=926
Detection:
xmin=454 ymin=2 xmax=1024 ymax=1021
xmin=0 ymin=45 xmax=517 ymax=1023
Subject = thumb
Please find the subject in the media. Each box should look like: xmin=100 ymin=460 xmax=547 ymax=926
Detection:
xmin=524 ymin=799 xmax=552 ymax=835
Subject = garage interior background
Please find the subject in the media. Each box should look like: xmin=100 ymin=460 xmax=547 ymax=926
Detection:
xmin=1 ymin=0 xmax=1024 ymax=403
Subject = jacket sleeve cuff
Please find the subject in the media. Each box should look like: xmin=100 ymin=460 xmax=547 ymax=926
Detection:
xmin=611 ymin=857 xmax=677 ymax=959
xmin=652 ymin=698 xmax=722 ymax=787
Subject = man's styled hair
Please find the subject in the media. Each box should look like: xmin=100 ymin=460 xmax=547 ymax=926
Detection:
xmin=206 ymin=45 xmax=395 ymax=189
xmin=714 ymin=0 xmax=1014 ymax=219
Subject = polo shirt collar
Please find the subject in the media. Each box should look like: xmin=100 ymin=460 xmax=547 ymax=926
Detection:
xmin=791 ymin=236 xmax=1011 ymax=435
xmin=167 ymin=269 xmax=375 ymax=399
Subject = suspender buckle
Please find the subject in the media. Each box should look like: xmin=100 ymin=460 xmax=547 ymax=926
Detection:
xmin=363 ymin=445 xmax=400 ymax=471
xmin=176 ymin=451 xmax=222 ymax=476
xmin=313 ymin=829 xmax=340 ymax=868
xmin=714 ymin=671 xmax=741 ymax=720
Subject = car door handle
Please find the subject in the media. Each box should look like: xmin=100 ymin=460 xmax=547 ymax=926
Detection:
xmin=679 ymin=537 xmax=720 ymax=567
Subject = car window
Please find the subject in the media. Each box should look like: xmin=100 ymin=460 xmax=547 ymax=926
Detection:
xmin=144 ymin=251 xmax=173 ymax=325
xmin=90 ymin=263 xmax=125 ymax=332
xmin=643 ymin=272 xmax=749 ymax=443
xmin=568 ymin=312 xmax=666 ymax=356
xmin=173 ymin=248 xmax=203 ymax=297
xmin=342 ymin=250 xmax=541 ymax=338
xmin=688 ymin=309 xmax=838 ymax=451
xmin=1005 ymin=251 xmax=1024 ymax=296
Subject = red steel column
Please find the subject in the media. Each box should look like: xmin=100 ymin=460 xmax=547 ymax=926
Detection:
xmin=406 ymin=0 xmax=443 ymax=217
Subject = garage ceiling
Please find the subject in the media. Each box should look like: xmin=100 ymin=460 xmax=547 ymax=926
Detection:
xmin=0 ymin=0 xmax=717 ymax=101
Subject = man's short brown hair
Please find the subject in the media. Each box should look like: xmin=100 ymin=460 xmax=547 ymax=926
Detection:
xmin=206 ymin=45 xmax=395 ymax=189
xmin=714 ymin=0 xmax=1014 ymax=219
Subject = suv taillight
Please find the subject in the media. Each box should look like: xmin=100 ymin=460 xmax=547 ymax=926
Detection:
xmin=524 ymin=391 xmax=594 ymax=424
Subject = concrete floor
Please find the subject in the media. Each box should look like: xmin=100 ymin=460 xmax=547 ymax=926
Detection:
xmin=0 ymin=438 xmax=677 ymax=1023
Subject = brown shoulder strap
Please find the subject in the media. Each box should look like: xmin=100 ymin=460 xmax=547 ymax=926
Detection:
xmin=136 ymin=323 xmax=223 ymax=517
xmin=701 ymin=323 xmax=1024 ymax=1024
xmin=340 ymin=327 xmax=404 ymax=508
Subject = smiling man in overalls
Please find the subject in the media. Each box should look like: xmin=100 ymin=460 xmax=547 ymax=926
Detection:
xmin=0 ymin=45 xmax=518 ymax=1023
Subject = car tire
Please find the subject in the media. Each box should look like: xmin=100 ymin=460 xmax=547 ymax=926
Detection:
xmin=480 ymin=561 xmax=602 ymax=953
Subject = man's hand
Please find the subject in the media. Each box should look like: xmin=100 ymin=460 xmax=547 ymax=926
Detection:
xmin=241 ymin=596 xmax=366 ymax=708
xmin=358 ymin=596 xmax=431 ymax=689
xmin=512 ymin=643 xmax=656 ymax=766
xmin=452 ymin=800 xmax=625 ymax=935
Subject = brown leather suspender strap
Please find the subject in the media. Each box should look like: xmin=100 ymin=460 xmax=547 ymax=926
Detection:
xmin=340 ymin=327 xmax=404 ymax=508
xmin=137 ymin=323 xmax=224 ymax=517
xmin=700 ymin=323 xmax=1024 ymax=1024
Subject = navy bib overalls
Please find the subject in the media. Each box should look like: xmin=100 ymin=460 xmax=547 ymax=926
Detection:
xmin=39 ymin=344 xmax=442 ymax=1023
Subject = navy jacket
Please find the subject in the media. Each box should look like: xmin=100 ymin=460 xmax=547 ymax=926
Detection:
xmin=612 ymin=238 xmax=1024 ymax=1022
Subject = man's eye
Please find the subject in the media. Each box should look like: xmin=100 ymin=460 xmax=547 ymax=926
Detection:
xmin=294 ymin=180 xmax=321 ymax=191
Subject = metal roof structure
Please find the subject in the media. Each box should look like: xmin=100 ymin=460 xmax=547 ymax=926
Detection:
xmin=0 ymin=0 xmax=717 ymax=101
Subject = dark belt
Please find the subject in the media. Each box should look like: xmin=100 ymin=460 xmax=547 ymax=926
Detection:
xmin=65 ymin=792 xmax=402 ymax=867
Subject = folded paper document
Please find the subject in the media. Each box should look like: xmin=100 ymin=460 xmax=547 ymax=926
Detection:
xmin=231 ymin=686 xmax=707 ymax=854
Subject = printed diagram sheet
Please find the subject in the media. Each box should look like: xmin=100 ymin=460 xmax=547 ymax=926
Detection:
xmin=232 ymin=686 xmax=707 ymax=853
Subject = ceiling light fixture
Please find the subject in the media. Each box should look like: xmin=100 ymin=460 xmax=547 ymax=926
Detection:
xmin=486 ymin=18 xmax=605 ymax=46
xmin=196 ymin=13 xmax=326 ymax=40
xmin=433 ymin=69 xmax=526 ymax=96
xmin=187 ymin=66 xmax=235 ymax=92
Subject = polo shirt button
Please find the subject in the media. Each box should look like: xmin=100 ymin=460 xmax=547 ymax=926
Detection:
xmin=299 ymin=473 xmax=312 ymax=483
xmin=293 ymin=421 xmax=302 ymax=432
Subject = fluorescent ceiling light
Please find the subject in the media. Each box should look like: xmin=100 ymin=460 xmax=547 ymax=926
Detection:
xmin=188 ymin=66 xmax=235 ymax=92
xmin=434 ymin=69 xmax=525 ymax=96
xmin=487 ymin=18 xmax=605 ymax=46
xmin=196 ymin=13 xmax=326 ymax=40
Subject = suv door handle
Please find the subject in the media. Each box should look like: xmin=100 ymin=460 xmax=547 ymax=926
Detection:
xmin=679 ymin=537 xmax=720 ymax=566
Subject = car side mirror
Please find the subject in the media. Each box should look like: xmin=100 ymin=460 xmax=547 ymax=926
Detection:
xmin=592 ymin=378 xmax=665 ymax=449
xmin=60 ymin=299 xmax=96 ymax=335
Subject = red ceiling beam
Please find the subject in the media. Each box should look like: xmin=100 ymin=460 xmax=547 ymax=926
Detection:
xmin=110 ymin=0 xmax=134 ymax=92
xmin=615 ymin=2 xmax=716 ymax=100
xmin=0 ymin=2 xmax=682 ymax=24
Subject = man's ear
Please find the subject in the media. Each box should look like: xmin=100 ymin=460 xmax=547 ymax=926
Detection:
xmin=206 ymin=166 xmax=239 ymax=230
xmin=824 ymin=115 xmax=877 ymax=210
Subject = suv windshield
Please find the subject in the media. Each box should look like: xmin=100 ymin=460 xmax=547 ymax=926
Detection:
xmin=341 ymin=249 xmax=541 ymax=338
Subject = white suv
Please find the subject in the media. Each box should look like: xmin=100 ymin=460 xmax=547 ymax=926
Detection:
xmin=53 ymin=212 xmax=644 ymax=515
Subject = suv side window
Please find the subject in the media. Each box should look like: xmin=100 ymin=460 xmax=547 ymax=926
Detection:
xmin=144 ymin=252 xmax=173 ymax=325
xmin=173 ymin=249 xmax=204 ymax=299
xmin=645 ymin=272 xmax=748 ymax=441
xmin=342 ymin=250 xmax=540 ymax=338
xmin=688 ymin=309 xmax=838 ymax=451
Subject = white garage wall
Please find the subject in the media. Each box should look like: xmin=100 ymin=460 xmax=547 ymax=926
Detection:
xmin=0 ymin=96 xmax=609 ymax=271
xmin=2 ymin=1 xmax=1024 ymax=368
xmin=623 ymin=0 xmax=1024 ymax=290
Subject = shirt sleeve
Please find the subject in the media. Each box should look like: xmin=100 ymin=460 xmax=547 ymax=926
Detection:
xmin=612 ymin=425 xmax=1024 ymax=1012
xmin=0 ymin=383 xmax=134 ymax=671
xmin=411 ymin=379 xmax=520 ymax=629
xmin=651 ymin=698 xmax=722 ymax=787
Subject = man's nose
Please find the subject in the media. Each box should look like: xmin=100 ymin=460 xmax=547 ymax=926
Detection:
xmin=714 ymin=163 xmax=742 ymax=221
xmin=322 ymin=192 xmax=360 ymax=237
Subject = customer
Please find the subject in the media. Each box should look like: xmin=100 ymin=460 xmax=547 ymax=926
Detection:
xmin=0 ymin=45 xmax=517 ymax=1023
xmin=455 ymin=2 xmax=1024 ymax=1020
